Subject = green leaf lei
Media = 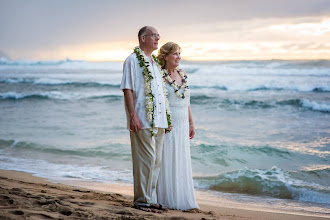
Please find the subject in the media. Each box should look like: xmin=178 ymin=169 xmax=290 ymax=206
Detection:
xmin=162 ymin=68 xmax=189 ymax=99
xmin=133 ymin=46 xmax=171 ymax=135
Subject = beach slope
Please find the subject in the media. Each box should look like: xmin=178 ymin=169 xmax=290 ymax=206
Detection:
xmin=0 ymin=170 xmax=327 ymax=220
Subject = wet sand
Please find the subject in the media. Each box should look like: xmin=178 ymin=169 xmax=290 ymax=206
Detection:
xmin=0 ymin=169 xmax=328 ymax=220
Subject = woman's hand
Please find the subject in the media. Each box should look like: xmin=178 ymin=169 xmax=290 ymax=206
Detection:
xmin=165 ymin=125 xmax=173 ymax=133
xmin=189 ymin=122 xmax=195 ymax=139
xmin=188 ymin=106 xmax=195 ymax=139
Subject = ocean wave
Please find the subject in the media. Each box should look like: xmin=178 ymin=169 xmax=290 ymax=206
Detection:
xmin=300 ymin=99 xmax=330 ymax=113
xmin=277 ymin=98 xmax=330 ymax=113
xmin=0 ymin=139 xmax=131 ymax=160
xmin=190 ymin=95 xmax=217 ymax=104
xmin=190 ymin=85 xmax=228 ymax=90
xmin=189 ymin=82 xmax=330 ymax=92
xmin=291 ymin=167 xmax=330 ymax=187
xmin=215 ymin=98 xmax=330 ymax=113
xmin=1 ymin=76 xmax=329 ymax=93
xmin=0 ymin=78 xmax=33 ymax=84
xmin=0 ymin=57 xmax=71 ymax=66
xmin=220 ymin=99 xmax=273 ymax=109
xmin=0 ymin=57 xmax=77 ymax=66
xmin=189 ymin=84 xmax=330 ymax=93
xmin=194 ymin=167 xmax=330 ymax=204
xmin=0 ymin=155 xmax=133 ymax=183
xmin=249 ymin=86 xmax=330 ymax=92
xmin=0 ymin=58 xmax=122 ymax=70
xmin=1 ymin=57 xmax=329 ymax=76
xmin=193 ymin=144 xmax=293 ymax=157
xmin=303 ymin=167 xmax=330 ymax=177
xmin=0 ymin=91 xmax=122 ymax=101
xmin=209 ymin=85 xmax=329 ymax=92
xmin=0 ymin=78 xmax=121 ymax=87
xmin=191 ymin=144 xmax=294 ymax=168
xmin=181 ymin=59 xmax=330 ymax=76
xmin=239 ymin=145 xmax=293 ymax=158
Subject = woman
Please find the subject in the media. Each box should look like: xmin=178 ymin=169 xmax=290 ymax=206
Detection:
xmin=157 ymin=42 xmax=199 ymax=210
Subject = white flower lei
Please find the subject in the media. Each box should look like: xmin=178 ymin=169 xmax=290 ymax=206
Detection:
xmin=162 ymin=68 xmax=189 ymax=99
xmin=133 ymin=46 xmax=171 ymax=135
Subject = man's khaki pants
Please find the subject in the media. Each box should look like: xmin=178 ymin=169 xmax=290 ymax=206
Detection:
xmin=130 ymin=128 xmax=165 ymax=206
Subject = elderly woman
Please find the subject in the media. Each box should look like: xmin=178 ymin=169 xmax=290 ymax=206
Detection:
xmin=157 ymin=42 xmax=199 ymax=210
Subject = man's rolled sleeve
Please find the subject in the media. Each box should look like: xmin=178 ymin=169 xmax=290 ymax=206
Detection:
xmin=120 ymin=57 xmax=135 ymax=91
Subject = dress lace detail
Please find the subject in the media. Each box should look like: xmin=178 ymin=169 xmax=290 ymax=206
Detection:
xmin=157 ymin=83 xmax=199 ymax=210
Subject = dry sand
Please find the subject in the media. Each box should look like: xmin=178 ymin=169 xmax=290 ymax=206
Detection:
xmin=0 ymin=169 xmax=328 ymax=220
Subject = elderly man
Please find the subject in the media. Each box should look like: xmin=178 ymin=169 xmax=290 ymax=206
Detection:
xmin=120 ymin=26 xmax=169 ymax=212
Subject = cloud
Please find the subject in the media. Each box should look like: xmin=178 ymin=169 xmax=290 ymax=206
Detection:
xmin=269 ymin=18 xmax=330 ymax=35
xmin=179 ymin=41 xmax=330 ymax=60
xmin=1 ymin=0 xmax=330 ymax=60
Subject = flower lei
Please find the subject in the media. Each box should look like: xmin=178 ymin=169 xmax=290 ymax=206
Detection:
xmin=162 ymin=68 xmax=189 ymax=99
xmin=133 ymin=46 xmax=171 ymax=135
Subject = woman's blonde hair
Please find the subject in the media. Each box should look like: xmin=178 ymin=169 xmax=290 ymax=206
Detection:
xmin=157 ymin=42 xmax=181 ymax=67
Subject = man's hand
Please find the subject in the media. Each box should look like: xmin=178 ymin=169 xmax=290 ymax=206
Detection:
xmin=123 ymin=89 xmax=141 ymax=132
xmin=189 ymin=123 xmax=195 ymax=139
xmin=130 ymin=115 xmax=142 ymax=132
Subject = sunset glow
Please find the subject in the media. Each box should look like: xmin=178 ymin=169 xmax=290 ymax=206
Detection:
xmin=1 ymin=1 xmax=330 ymax=61
xmin=77 ymin=18 xmax=330 ymax=61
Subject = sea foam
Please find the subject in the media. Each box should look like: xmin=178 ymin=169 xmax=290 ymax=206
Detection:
xmin=194 ymin=166 xmax=330 ymax=204
xmin=301 ymin=99 xmax=330 ymax=112
xmin=0 ymin=77 xmax=121 ymax=87
xmin=0 ymin=91 xmax=122 ymax=100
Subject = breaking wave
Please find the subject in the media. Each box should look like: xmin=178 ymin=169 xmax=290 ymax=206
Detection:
xmin=0 ymin=91 xmax=122 ymax=101
xmin=194 ymin=167 xmax=330 ymax=204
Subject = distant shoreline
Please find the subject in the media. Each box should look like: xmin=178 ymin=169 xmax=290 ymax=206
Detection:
xmin=1 ymin=56 xmax=330 ymax=63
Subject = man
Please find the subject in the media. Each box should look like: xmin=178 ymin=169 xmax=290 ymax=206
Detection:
xmin=120 ymin=26 xmax=168 ymax=212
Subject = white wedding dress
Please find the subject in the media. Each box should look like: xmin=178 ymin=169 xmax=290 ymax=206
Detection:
xmin=157 ymin=83 xmax=199 ymax=210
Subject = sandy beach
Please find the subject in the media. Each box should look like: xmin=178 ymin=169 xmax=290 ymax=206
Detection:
xmin=1 ymin=0 xmax=330 ymax=217
xmin=0 ymin=169 xmax=328 ymax=220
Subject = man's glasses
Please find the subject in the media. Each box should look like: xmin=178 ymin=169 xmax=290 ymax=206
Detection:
xmin=144 ymin=34 xmax=160 ymax=39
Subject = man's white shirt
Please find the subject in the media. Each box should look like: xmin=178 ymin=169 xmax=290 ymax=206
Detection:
xmin=120 ymin=53 xmax=168 ymax=130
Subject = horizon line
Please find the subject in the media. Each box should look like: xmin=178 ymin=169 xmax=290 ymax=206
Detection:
xmin=1 ymin=57 xmax=330 ymax=63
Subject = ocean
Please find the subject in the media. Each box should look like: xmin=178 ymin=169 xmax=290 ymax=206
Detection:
xmin=0 ymin=58 xmax=329 ymax=215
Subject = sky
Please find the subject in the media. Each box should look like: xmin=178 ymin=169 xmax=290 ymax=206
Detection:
xmin=1 ymin=0 xmax=330 ymax=61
